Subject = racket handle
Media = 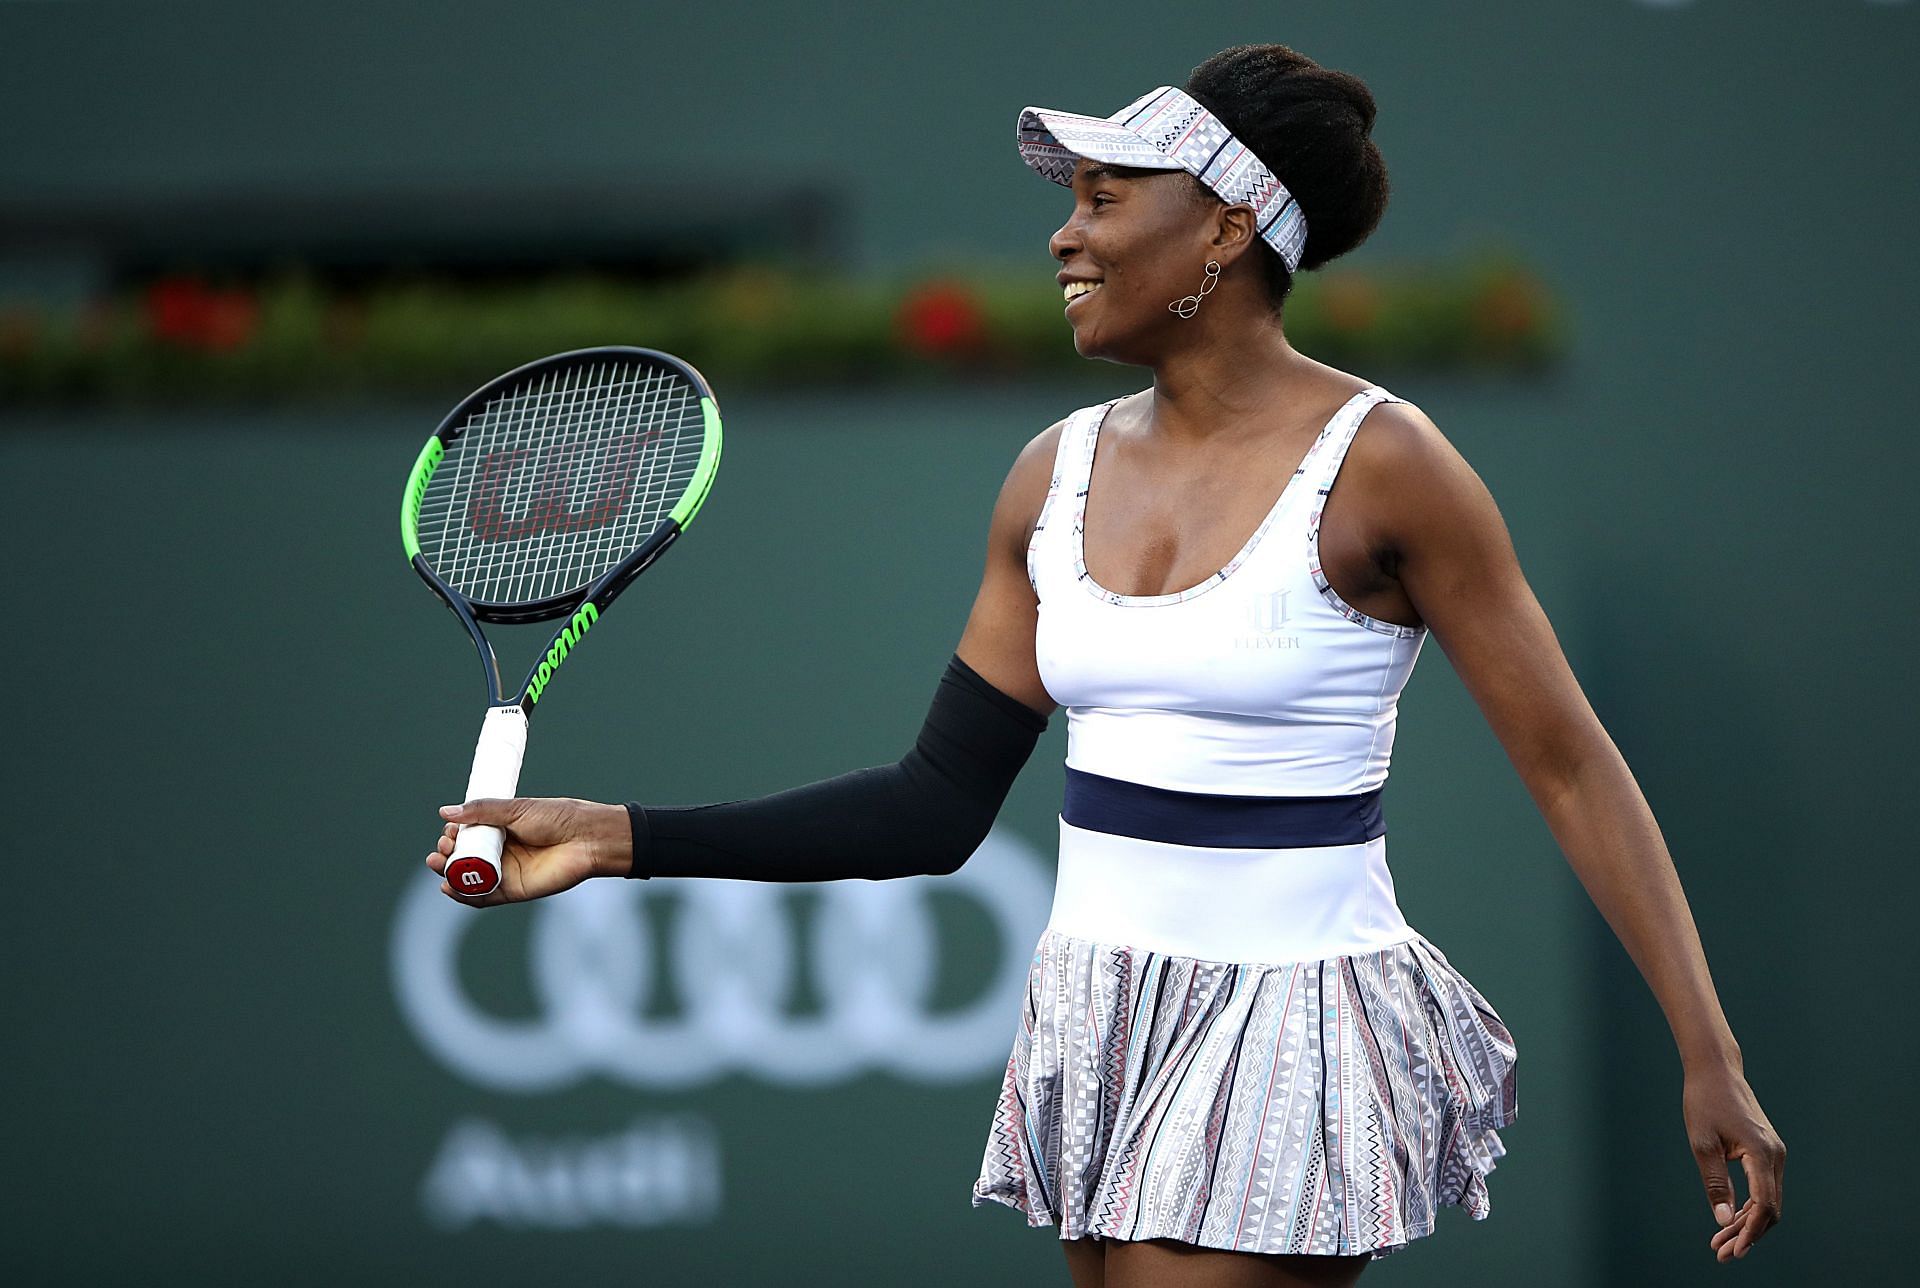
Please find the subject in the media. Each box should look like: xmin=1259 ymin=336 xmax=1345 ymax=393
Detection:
xmin=446 ymin=705 xmax=528 ymax=899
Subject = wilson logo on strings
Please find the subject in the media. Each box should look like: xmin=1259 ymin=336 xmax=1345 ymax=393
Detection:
xmin=527 ymin=603 xmax=598 ymax=705
xmin=466 ymin=433 xmax=658 ymax=542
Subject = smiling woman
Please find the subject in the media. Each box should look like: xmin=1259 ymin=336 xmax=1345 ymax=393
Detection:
xmin=424 ymin=40 xmax=1784 ymax=1288
xmin=952 ymin=43 xmax=1784 ymax=1287
xmin=1019 ymin=55 xmax=1386 ymax=378
xmin=1027 ymin=53 xmax=1386 ymax=319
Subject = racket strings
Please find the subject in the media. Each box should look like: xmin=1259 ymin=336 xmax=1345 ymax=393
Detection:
xmin=415 ymin=359 xmax=707 ymax=607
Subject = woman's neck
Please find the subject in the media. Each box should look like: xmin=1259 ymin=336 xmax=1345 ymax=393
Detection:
xmin=1142 ymin=315 xmax=1321 ymax=445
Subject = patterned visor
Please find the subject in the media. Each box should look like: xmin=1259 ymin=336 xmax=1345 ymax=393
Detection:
xmin=1017 ymin=86 xmax=1309 ymax=274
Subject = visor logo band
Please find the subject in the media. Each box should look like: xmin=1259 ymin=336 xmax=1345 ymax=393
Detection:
xmin=1018 ymin=85 xmax=1309 ymax=273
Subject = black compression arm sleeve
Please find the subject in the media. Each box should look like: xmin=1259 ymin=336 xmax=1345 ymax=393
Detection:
xmin=625 ymin=655 xmax=1049 ymax=881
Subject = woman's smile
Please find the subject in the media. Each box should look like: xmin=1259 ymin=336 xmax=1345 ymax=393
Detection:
xmin=1063 ymin=280 xmax=1104 ymax=310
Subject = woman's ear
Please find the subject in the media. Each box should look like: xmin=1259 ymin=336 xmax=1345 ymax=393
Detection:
xmin=1210 ymin=202 xmax=1260 ymax=268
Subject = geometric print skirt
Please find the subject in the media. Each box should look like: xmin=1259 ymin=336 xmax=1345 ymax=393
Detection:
xmin=971 ymin=927 xmax=1519 ymax=1260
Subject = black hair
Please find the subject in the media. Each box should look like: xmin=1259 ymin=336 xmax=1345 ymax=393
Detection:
xmin=1184 ymin=44 xmax=1390 ymax=307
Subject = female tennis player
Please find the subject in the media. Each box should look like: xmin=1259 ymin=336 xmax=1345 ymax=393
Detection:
xmin=428 ymin=43 xmax=1784 ymax=1286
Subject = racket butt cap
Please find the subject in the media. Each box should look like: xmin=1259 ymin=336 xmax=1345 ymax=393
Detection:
xmin=447 ymin=856 xmax=502 ymax=898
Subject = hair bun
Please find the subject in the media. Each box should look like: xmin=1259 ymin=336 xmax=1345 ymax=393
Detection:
xmin=1329 ymin=75 xmax=1378 ymax=135
xmin=1186 ymin=44 xmax=1391 ymax=294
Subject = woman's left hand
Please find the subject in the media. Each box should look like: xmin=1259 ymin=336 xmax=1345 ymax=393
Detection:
xmin=1684 ymin=1063 xmax=1785 ymax=1262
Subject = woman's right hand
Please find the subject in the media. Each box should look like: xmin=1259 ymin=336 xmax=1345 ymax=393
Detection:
xmin=426 ymin=797 xmax=632 ymax=905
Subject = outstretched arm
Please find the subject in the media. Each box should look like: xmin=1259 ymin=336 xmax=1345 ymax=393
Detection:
xmin=427 ymin=422 xmax=1062 ymax=898
xmin=1349 ymin=403 xmax=1786 ymax=1265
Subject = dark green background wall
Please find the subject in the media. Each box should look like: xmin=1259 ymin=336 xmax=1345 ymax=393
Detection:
xmin=5 ymin=2 xmax=1914 ymax=1284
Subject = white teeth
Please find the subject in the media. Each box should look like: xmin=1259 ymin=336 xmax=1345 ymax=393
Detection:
xmin=1063 ymin=281 xmax=1103 ymax=302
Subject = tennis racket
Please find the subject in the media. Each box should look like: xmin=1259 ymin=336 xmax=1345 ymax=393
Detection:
xmin=400 ymin=346 xmax=722 ymax=899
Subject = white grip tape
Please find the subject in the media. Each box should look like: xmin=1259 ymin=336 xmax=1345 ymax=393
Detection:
xmin=448 ymin=705 xmax=529 ymax=894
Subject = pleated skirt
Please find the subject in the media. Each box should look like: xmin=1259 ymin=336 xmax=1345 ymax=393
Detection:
xmin=971 ymin=926 xmax=1518 ymax=1260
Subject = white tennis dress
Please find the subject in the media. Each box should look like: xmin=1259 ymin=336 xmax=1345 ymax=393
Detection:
xmin=971 ymin=387 xmax=1519 ymax=1260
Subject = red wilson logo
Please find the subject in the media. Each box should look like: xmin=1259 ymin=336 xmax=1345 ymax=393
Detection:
xmin=447 ymin=858 xmax=500 ymax=897
xmin=466 ymin=433 xmax=656 ymax=541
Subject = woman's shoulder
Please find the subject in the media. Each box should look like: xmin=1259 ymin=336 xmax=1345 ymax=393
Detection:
xmin=998 ymin=387 xmax=1147 ymax=511
xmin=1345 ymin=392 xmax=1461 ymax=484
xmin=993 ymin=394 xmax=1124 ymax=546
xmin=1337 ymin=391 xmax=1503 ymax=558
xmin=999 ymin=417 xmax=1068 ymax=517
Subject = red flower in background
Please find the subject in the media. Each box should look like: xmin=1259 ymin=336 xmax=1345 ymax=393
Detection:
xmin=897 ymin=280 xmax=985 ymax=356
xmin=145 ymin=277 xmax=260 ymax=352
xmin=1474 ymin=273 xmax=1541 ymax=338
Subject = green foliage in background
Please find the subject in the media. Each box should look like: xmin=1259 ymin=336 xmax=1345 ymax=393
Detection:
xmin=0 ymin=257 xmax=1563 ymax=405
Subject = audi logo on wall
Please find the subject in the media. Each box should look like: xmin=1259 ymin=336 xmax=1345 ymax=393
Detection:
xmin=392 ymin=828 xmax=1052 ymax=1091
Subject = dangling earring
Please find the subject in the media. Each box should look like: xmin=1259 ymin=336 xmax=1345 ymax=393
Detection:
xmin=1168 ymin=260 xmax=1221 ymax=318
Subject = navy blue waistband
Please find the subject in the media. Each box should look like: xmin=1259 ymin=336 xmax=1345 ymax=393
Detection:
xmin=1061 ymin=767 xmax=1385 ymax=848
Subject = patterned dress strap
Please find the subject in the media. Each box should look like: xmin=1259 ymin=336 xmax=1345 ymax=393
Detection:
xmin=1029 ymin=401 xmax=1115 ymax=596
xmin=1305 ymin=388 xmax=1424 ymax=638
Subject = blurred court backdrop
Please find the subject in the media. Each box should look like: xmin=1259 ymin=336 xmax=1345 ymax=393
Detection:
xmin=4 ymin=2 xmax=1914 ymax=1284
